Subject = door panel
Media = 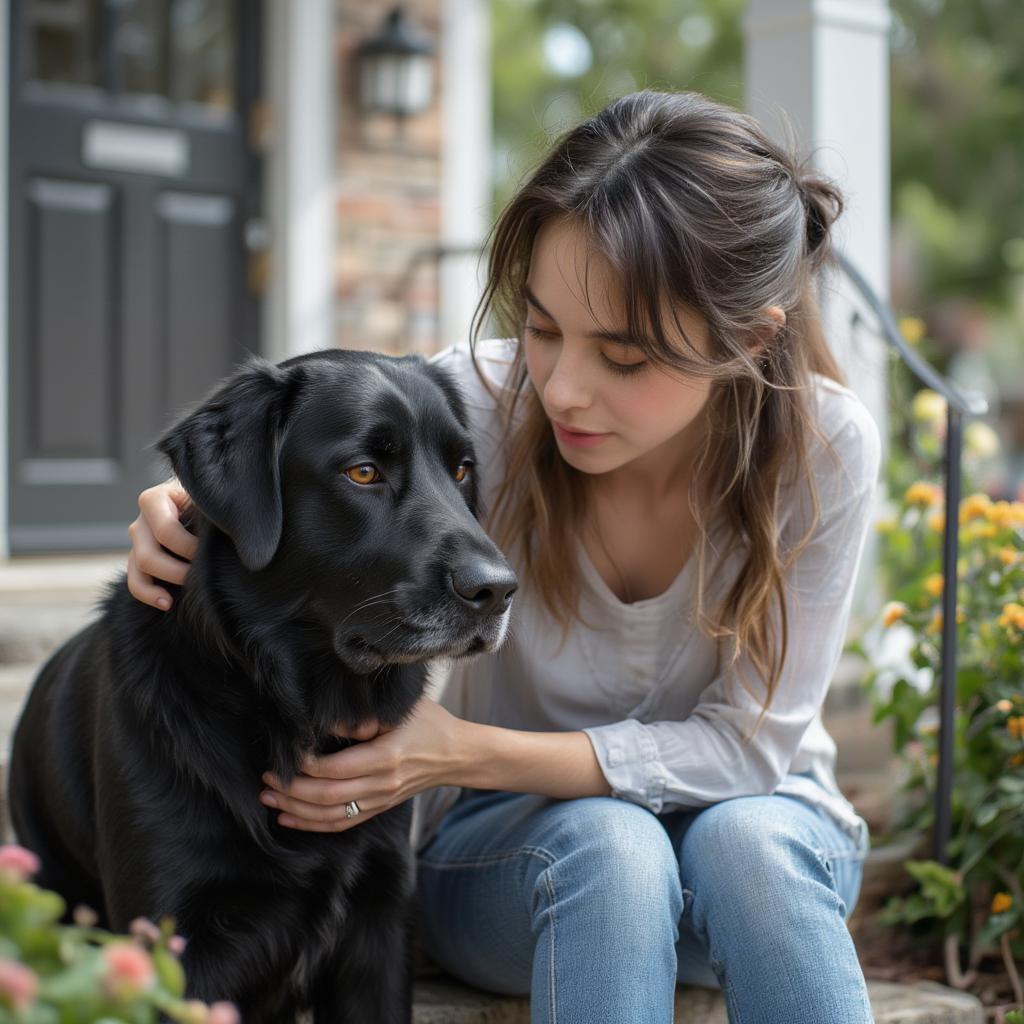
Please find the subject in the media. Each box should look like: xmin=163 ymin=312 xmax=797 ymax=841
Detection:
xmin=8 ymin=0 xmax=262 ymax=551
xmin=158 ymin=190 xmax=238 ymax=415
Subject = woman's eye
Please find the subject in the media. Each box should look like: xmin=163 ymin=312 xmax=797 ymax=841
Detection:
xmin=601 ymin=354 xmax=648 ymax=377
xmin=525 ymin=324 xmax=556 ymax=340
xmin=454 ymin=462 xmax=472 ymax=483
xmin=344 ymin=464 xmax=382 ymax=485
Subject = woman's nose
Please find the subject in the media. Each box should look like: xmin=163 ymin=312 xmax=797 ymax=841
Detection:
xmin=544 ymin=348 xmax=592 ymax=413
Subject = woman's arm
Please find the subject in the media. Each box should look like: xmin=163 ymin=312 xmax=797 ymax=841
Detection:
xmin=449 ymin=720 xmax=613 ymax=799
xmin=259 ymin=697 xmax=611 ymax=834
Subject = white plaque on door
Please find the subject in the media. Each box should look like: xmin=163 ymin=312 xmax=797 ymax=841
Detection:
xmin=82 ymin=121 xmax=189 ymax=177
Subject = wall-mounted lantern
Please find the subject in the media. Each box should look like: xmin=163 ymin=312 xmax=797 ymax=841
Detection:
xmin=356 ymin=7 xmax=435 ymax=124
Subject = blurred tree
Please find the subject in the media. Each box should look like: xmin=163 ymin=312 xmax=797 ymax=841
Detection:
xmin=491 ymin=0 xmax=746 ymax=211
xmin=491 ymin=0 xmax=1024 ymax=314
xmin=889 ymin=0 xmax=1024 ymax=310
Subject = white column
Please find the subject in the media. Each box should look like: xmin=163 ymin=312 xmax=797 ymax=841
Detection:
xmin=0 ymin=0 xmax=11 ymax=558
xmin=742 ymin=0 xmax=892 ymax=632
xmin=439 ymin=0 xmax=492 ymax=351
xmin=262 ymin=0 xmax=335 ymax=360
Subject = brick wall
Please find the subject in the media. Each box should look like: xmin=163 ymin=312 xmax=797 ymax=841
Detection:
xmin=334 ymin=0 xmax=445 ymax=356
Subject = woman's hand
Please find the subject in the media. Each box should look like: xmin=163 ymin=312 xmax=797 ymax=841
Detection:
xmin=259 ymin=696 xmax=464 ymax=833
xmin=126 ymin=478 xmax=198 ymax=610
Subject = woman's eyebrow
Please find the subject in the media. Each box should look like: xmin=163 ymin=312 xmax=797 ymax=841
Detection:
xmin=523 ymin=284 xmax=556 ymax=320
xmin=523 ymin=284 xmax=642 ymax=347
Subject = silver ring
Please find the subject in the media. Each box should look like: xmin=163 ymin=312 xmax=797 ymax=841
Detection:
xmin=345 ymin=800 xmax=361 ymax=819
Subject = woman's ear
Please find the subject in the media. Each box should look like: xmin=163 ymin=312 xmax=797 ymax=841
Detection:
xmin=745 ymin=306 xmax=787 ymax=360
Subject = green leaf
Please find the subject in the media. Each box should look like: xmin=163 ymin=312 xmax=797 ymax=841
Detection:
xmin=903 ymin=859 xmax=966 ymax=917
xmin=974 ymin=803 xmax=999 ymax=827
xmin=153 ymin=946 xmax=185 ymax=999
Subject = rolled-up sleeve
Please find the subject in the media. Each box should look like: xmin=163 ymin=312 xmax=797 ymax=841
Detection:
xmin=582 ymin=399 xmax=882 ymax=814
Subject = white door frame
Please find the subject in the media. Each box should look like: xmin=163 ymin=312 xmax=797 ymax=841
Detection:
xmin=1 ymin=0 xmax=11 ymax=560
xmin=262 ymin=0 xmax=334 ymax=361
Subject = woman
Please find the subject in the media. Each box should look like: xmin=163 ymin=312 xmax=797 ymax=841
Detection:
xmin=126 ymin=90 xmax=880 ymax=1023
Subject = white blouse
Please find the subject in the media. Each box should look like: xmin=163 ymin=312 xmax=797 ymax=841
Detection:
xmin=410 ymin=337 xmax=881 ymax=855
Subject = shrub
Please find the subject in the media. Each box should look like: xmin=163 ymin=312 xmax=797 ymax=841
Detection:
xmin=0 ymin=843 xmax=239 ymax=1024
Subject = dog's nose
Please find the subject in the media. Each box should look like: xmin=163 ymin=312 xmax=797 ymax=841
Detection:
xmin=450 ymin=559 xmax=518 ymax=617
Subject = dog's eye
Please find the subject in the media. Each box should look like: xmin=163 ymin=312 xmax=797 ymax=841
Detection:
xmin=454 ymin=462 xmax=471 ymax=483
xmin=344 ymin=464 xmax=381 ymax=486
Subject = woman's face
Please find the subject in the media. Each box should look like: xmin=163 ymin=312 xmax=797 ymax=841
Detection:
xmin=523 ymin=217 xmax=715 ymax=482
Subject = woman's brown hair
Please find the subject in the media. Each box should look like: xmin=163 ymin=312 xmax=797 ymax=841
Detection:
xmin=470 ymin=90 xmax=846 ymax=737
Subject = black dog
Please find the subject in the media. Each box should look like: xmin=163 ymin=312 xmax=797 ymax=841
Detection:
xmin=8 ymin=349 xmax=517 ymax=1022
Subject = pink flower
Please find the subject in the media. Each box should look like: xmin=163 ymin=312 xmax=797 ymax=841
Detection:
xmin=102 ymin=941 xmax=156 ymax=1000
xmin=72 ymin=904 xmax=99 ymax=927
xmin=168 ymin=934 xmax=188 ymax=956
xmin=0 ymin=845 xmax=40 ymax=882
xmin=129 ymin=916 xmax=162 ymax=946
xmin=207 ymin=1002 xmax=242 ymax=1024
xmin=0 ymin=958 xmax=38 ymax=1010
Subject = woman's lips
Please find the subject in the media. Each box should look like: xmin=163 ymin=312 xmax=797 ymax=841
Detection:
xmin=552 ymin=421 xmax=611 ymax=449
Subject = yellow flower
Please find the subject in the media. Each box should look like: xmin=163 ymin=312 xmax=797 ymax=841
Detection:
xmin=1009 ymin=716 xmax=1024 ymax=741
xmin=928 ymin=511 xmax=946 ymax=534
xmin=997 ymin=547 xmax=1019 ymax=566
xmin=1011 ymin=751 xmax=1024 ymax=768
xmin=906 ymin=481 xmax=943 ymax=507
xmin=928 ymin=608 xmax=966 ymax=633
xmin=960 ymin=493 xmax=993 ymax=523
xmin=997 ymin=602 xmax=1024 ymax=631
xmin=963 ymin=521 xmax=999 ymax=542
xmin=912 ymin=389 xmax=947 ymax=424
xmin=900 ymin=316 xmax=926 ymax=346
xmin=883 ymin=602 xmax=908 ymax=627
xmin=991 ymin=892 xmax=1013 ymax=915
xmin=987 ymin=501 xmax=1024 ymax=529
xmin=923 ymin=574 xmax=944 ymax=597
xmin=965 ymin=422 xmax=1000 ymax=459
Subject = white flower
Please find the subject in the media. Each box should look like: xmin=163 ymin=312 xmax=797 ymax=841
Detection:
xmin=964 ymin=421 xmax=1000 ymax=460
xmin=860 ymin=620 xmax=934 ymax=699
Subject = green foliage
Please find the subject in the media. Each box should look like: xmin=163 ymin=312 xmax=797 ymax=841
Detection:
xmin=492 ymin=0 xmax=746 ymax=210
xmin=0 ymin=850 xmax=237 ymax=1024
xmin=889 ymin=0 xmax=1024 ymax=308
xmin=491 ymin=0 xmax=1024 ymax=318
xmin=861 ymin=351 xmax=1023 ymax=987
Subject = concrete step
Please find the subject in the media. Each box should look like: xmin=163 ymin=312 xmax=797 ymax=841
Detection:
xmin=0 ymin=664 xmax=41 ymax=783
xmin=0 ymin=552 xmax=125 ymax=664
xmin=410 ymin=976 xmax=984 ymax=1023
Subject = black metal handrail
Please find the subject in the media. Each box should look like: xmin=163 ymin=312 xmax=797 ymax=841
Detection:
xmin=836 ymin=252 xmax=990 ymax=866
xmin=401 ymin=244 xmax=992 ymax=866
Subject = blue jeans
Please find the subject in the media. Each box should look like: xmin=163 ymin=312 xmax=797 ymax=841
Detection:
xmin=414 ymin=777 xmax=873 ymax=1023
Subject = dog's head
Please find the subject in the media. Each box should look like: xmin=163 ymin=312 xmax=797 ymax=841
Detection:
xmin=154 ymin=350 xmax=517 ymax=674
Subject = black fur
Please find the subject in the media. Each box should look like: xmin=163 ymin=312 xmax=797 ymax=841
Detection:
xmin=7 ymin=349 xmax=517 ymax=1022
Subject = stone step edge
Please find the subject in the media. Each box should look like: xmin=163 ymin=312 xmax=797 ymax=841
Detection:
xmin=409 ymin=977 xmax=984 ymax=1024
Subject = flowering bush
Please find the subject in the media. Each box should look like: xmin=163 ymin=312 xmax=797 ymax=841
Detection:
xmin=0 ymin=844 xmax=239 ymax=1023
xmin=855 ymin=369 xmax=1023 ymax=1011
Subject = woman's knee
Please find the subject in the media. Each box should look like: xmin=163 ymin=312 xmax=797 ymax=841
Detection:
xmin=531 ymin=796 xmax=683 ymax=924
xmin=678 ymin=796 xmax=851 ymax=915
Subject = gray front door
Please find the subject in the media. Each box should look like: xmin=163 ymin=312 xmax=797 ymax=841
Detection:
xmin=7 ymin=0 xmax=262 ymax=551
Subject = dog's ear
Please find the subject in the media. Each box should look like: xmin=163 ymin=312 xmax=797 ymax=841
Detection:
xmin=153 ymin=358 xmax=300 ymax=572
